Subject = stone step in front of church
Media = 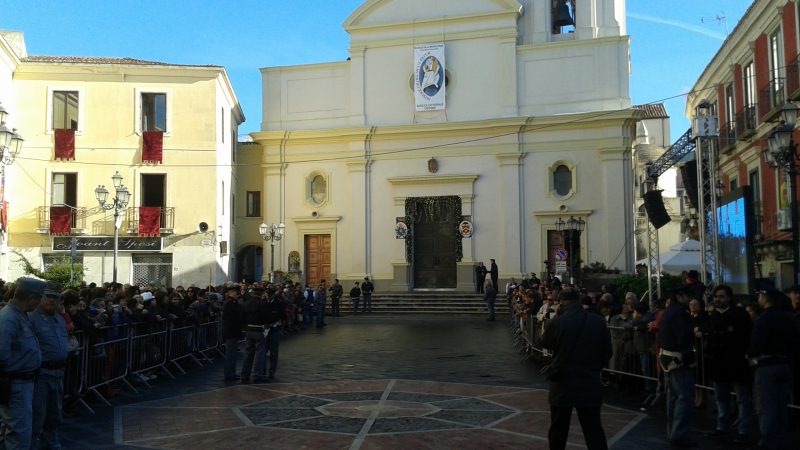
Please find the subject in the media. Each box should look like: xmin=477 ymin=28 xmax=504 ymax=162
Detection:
xmin=339 ymin=293 xmax=511 ymax=315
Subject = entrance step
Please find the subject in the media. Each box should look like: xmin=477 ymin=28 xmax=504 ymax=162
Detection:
xmin=341 ymin=293 xmax=510 ymax=316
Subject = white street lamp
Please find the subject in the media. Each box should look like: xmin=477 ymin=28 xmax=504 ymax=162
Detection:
xmin=96 ymin=172 xmax=131 ymax=284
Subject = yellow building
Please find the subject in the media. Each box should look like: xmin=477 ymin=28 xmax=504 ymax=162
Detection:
xmin=0 ymin=31 xmax=244 ymax=287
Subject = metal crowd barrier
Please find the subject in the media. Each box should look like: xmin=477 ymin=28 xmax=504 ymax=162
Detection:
xmin=63 ymin=320 xmax=223 ymax=411
xmin=509 ymin=309 xmax=799 ymax=410
xmin=167 ymin=323 xmax=203 ymax=374
xmin=129 ymin=319 xmax=174 ymax=387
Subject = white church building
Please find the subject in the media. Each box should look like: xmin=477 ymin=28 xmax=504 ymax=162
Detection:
xmin=248 ymin=0 xmax=639 ymax=291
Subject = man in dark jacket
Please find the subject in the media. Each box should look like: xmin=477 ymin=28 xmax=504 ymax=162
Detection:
xmin=328 ymin=279 xmax=343 ymax=317
xmin=221 ymin=286 xmax=243 ymax=383
xmin=541 ymin=287 xmax=612 ymax=450
xmin=490 ymin=259 xmax=499 ymax=291
xmin=483 ymin=281 xmax=497 ymax=322
xmin=704 ymin=284 xmax=753 ymax=443
xmin=748 ymin=289 xmax=800 ymax=450
xmin=240 ymin=288 xmax=270 ymax=383
xmin=659 ymin=287 xmax=697 ymax=447
xmin=259 ymin=288 xmax=287 ymax=380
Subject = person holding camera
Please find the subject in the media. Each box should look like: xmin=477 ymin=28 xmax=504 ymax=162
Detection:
xmin=541 ymin=287 xmax=612 ymax=450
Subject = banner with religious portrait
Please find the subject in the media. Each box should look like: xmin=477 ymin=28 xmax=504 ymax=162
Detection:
xmin=414 ymin=43 xmax=446 ymax=111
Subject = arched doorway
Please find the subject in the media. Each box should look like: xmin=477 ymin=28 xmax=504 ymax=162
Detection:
xmin=236 ymin=245 xmax=263 ymax=283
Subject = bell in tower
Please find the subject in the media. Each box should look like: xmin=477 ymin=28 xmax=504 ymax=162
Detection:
xmin=552 ymin=0 xmax=575 ymax=31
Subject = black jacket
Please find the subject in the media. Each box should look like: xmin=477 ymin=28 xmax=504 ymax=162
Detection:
xmin=748 ymin=306 xmax=800 ymax=361
xmin=541 ymin=303 xmax=613 ymax=407
xmin=705 ymin=306 xmax=751 ymax=382
xmin=222 ymin=300 xmax=244 ymax=340
xmin=658 ymin=302 xmax=694 ymax=358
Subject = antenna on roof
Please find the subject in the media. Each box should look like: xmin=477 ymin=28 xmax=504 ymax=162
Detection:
xmin=701 ymin=12 xmax=728 ymax=36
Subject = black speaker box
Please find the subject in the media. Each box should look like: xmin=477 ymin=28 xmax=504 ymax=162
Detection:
xmin=643 ymin=190 xmax=671 ymax=229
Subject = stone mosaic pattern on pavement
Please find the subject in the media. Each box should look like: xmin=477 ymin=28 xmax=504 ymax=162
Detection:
xmin=116 ymin=379 xmax=645 ymax=449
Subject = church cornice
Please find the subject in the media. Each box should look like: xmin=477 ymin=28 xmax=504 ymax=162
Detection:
xmin=251 ymin=111 xmax=640 ymax=147
xmin=343 ymin=0 xmax=523 ymax=31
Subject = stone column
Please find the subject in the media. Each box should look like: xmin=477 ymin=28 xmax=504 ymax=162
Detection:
xmin=496 ymin=153 xmax=526 ymax=283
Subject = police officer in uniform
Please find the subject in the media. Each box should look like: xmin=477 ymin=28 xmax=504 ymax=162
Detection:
xmin=240 ymin=286 xmax=269 ymax=383
xmin=658 ymin=286 xmax=697 ymax=448
xmin=259 ymin=287 xmax=286 ymax=381
xmin=29 ymin=281 xmax=68 ymax=449
xmin=0 ymin=277 xmax=46 ymax=450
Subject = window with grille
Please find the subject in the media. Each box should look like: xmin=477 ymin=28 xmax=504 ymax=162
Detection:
xmin=132 ymin=254 xmax=172 ymax=288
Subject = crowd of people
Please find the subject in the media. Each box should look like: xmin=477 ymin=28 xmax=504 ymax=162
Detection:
xmin=510 ymin=270 xmax=800 ymax=449
xmin=0 ymin=274 xmax=378 ymax=449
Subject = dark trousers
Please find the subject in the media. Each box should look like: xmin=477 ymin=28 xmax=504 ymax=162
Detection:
xmin=548 ymin=405 xmax=608 ymax=450
xmin=331 ymin=297 xmax=340 ymax=316
xmin=477 ymin=277 xmax=486 ymax=293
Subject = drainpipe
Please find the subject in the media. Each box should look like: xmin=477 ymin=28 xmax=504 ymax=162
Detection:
xmin=364 ymin=126 xmax=376 ymax=277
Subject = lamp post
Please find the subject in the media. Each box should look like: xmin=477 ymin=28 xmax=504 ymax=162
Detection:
xmin=95 ymin=171 xmax=131 ymax=284
xmin=764 ymin=102 xmax=800 ymax=287
xmin=555 ymin=216 xmax=586 ymax=285
xmin=259 ymin=222 xmax=285 ymax=283
xmin=0 ymin=102 xmax=24 ymax=165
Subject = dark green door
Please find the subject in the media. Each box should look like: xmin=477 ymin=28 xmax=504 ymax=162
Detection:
xmin=413 ymin=212 xmax=457 ymax=288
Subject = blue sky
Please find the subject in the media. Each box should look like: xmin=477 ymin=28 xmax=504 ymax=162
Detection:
xmin=2 ymin=0 xmax=750 ymax=142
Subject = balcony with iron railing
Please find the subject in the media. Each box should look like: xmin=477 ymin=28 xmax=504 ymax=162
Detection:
xmin=735 ymin=104 xmax=757 ymax=139
xmin=718 ymin=121 xmax=737 ymax=154
xmin=759 ymin=77 xmax=785 ymax=123
xmin=36 ymin=205 xmax=89 ymax=234
xmin=125 ymin=206 xmax=175 ymax=236
xmin=787 ymin=55 xmax=800 ymax=100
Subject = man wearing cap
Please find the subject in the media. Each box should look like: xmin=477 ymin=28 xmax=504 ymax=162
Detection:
xmin=683 ymin=270 xmax=706 ymax=303
xmin=240 ymin=286 xmax=270 ymax=383
xmin=259 ymin=287 xmax=286 ymax=381
xmin=541 ymin=287 xmax=612 ymax=450
xmin=658 ymin=286 xmax=697 ymax=447
xmin=0 ymin=277 xmax=46 ymax=449
xmin=29 ymin=281 xmax=68 ymax=449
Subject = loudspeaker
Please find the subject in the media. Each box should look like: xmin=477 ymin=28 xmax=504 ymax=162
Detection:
xmin=681 ymin=161 xmax=699 ymax=210
xmin=198 ymin=222 xmax=209 ymax=233
xmin=643 ymin=190 xmax=671 ymax=229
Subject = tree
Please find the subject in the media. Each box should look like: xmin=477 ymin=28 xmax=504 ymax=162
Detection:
xmin=13 ymin=250 xmax=84 ymax=289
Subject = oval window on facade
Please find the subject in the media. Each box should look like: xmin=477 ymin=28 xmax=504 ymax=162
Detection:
xmin=554 ymin=165 xmax=572 ymax=196
xmin=311 ymin=175 xmax=327 ymax=205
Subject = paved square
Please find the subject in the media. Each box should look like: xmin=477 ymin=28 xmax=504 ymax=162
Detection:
xmin=117 ymin=379 xmax=645 ymax=449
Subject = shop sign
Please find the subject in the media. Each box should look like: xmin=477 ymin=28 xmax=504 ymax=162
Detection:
xmin=53 ymin=236 xmax=162 ymax=252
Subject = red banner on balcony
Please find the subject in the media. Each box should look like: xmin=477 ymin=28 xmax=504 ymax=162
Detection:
xmin=1 ymin=201 xmax=7 ymax=233
xmin=139 ymin=206 xmax=161 ymax=236
xmin=142 ymin=131 xmax=163 ymax=164
xmin=50 ymin=206 xmax=72 ymax=236
xmin=54 ymin=129 xmax=75 ymax=161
